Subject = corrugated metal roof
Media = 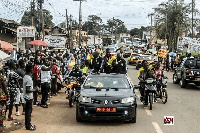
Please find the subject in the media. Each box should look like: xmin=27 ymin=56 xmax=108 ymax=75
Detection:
xmin=3 ymin=26 xmax=17 ymax=32
xmin=0 ymin=18 xmax=20 ymax=25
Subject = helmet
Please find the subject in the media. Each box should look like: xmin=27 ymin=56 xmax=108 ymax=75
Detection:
xmin=74 ymin=64 xmax=79 ymax=70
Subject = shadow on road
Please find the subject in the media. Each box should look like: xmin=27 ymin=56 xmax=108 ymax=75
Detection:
xmin=0 ymin=119 xmax=24 ymax=133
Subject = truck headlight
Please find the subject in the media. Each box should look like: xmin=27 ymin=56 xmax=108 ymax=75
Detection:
xmin=121 ymin=97 xmax=135 ymax=104
xmin=78 ymin=97 xmax=92 ymax=103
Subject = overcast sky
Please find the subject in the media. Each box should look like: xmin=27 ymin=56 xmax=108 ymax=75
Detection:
xmin=0 ymin=0 xmax=199 ymax=30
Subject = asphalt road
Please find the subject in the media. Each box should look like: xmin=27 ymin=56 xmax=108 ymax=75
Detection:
xmin=1 ymin=64 xmax=200 ymax=133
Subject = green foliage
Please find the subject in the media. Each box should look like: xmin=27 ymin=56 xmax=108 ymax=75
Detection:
xmin=106 ymin=18 xmax=128 ymax=34
xmin=154 ymin=0 xmax=200 ymax=51
xmin=82 ymin=15 xmax=102 ymax=35
xmin=21 ymin=11 xmax=32 ymax=26
xmin=20 ymin=9 xmax=55 ymax=29
xmin=130 ymin=26 xmax=147 ymax=38
xmin=58 ymin=22 xmax=66 ymax=29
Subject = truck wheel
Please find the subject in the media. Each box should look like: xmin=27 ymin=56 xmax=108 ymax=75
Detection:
xmin=180 ymin=77 xmax=187 ymax=88
xmin=173 ymin=73 xmax=180 ymax=84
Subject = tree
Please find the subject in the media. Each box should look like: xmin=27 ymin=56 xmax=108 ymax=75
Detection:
xmin=130 ymin=28 xmax=140 ymax=38
xmin=21 ymin=9 xmax=55 ymax=30
xmin=58 ymin=19 xmax=78 ymax=30
xmin=58 ymin=22 xmax=66 ymax=29
xmin=154 ymin=0 xmax=200 ymax=51
xmin=82 ymin=15 xmax=102 ymax=35
xmin=105 ymin=18 xmax=128 ymax=34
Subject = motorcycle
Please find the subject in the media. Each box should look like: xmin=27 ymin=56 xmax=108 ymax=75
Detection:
xmin=65 ymin=76 xmax=84 ymax=107
xmin=156 ymin=75 xmax=168 ymax=104
xmin=143 ymin=78 xmax=157 ymax=110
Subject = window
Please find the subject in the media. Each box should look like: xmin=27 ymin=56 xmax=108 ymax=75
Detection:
xmin=84 ymin=76 xmax=131 ymax=89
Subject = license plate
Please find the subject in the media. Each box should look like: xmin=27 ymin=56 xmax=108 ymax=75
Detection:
xmin=96 ymin=107 xmax=116 ymax=112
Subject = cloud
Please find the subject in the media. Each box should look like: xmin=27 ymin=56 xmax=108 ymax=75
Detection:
xmin=0 ymin=0 xmax=199 ymax=30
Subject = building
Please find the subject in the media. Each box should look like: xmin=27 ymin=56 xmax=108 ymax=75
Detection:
xmin=119 ymin=33 xmax=131 ymax=43
xmin=0 ymin=18 xmax=20 ymax=47
xmin=71 ymin=30 xmax=89 ymax=47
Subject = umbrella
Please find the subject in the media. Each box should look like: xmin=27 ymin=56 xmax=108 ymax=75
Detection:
xmin=27 ymin=40 xmax=48 ymax=47
xmin=0 ymin=40 xmax=14 ymax=51
xmin=168 ymin=52 xmax=177 ymax=57
xmin=0 ymin=50 xmax=10 ymax=61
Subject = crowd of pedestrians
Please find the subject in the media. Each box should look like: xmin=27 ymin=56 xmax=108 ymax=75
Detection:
xmin=0 ymin=45 xmax=127 ymax=131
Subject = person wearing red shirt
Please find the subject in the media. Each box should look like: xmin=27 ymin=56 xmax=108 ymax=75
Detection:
xmin=33 ymin=59 xmax=41 ymax=106
xmin=51 ymin=60 xmax=58 ymax=96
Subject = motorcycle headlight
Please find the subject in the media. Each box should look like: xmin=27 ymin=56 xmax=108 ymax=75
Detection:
xmin=146 ymin=79 xmax=154 ymax=83
xmin=121 ymin=97 xmax=135 ymax=104
xmin=162 ymin=79 xmax=167 ymax=84
xmin=78 ymin=97 xmax=92 ymax=103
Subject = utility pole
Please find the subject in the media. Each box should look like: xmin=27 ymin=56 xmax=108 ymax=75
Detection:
xmin=41 ymin=0 xmax=44 ymax=41
xmin=70 ymin=15 xmax=73 ymax=50
xmin=79 ymin=0 xmax=82 ymax=48
xmin=148 ymin=13 xmax=153 ymax=46
xmin=37 ymin=0 xmax=44 ymax=40
xmin=66 ymin=9 xmax=69 ymax=48
xmin=30 ymin=0 xmax=35 ymax=26
xmin=111 ymin=17 xmax=114 ymax=44
xmin=165 ymin=5 xmax=168 ymax=49
xmin=192 ymin=0 xmax=195 ymax=38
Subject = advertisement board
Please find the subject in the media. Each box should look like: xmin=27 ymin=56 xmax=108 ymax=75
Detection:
xmin=17 ymin=26 xmax=36 ymax=38
xmin=44 ymin=35 xmax=66 ymax=48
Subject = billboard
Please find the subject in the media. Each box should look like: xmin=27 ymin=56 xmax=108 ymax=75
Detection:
xmin=44 ymin=35 xmax=66 ymax=48
xmin=17 ymin=26 xmax=36 ymax=38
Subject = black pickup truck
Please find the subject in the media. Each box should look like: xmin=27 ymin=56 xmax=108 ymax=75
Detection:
xmin=173 ymin=57 xmax=200 ymax=88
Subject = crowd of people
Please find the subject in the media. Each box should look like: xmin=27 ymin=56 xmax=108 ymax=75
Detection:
xmin=0 ymin=45 xmax=127 ymax=131
xmin=0 ymin=44 xmax=190 ymax=131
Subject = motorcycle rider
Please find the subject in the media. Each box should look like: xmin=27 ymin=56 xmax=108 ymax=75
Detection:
xmin=154 ymin=62 xmax=162 ymax=80
xmin=138 ymin=60 xmax=155 ymax=104
xmin=112 ymin=53 xmax=127 ymax=74
xmin=69 ymin=64 xmax=83 ymax=78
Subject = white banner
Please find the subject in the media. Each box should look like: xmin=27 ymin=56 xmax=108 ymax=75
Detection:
xmin=17 ymin=26 xmax=35 ymax=38
xmin=44 ymin=35 xmax=66 ymax=48
xmin=178 ymin=37 xmax=200 ymax=53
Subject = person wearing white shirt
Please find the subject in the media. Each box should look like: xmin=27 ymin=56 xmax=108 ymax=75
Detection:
xmin=40 ymin=59 xmax=52 ymax=108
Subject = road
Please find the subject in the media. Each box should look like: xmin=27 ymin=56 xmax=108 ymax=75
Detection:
xmin=1 ymin=64 xmax=200 ymax=133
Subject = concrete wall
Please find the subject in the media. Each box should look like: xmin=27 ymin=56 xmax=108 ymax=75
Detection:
xmin=87 ymin=35 xmax=102 ymax=45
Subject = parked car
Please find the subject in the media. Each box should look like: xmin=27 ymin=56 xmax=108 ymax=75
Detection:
xmin=76 ymin=73 xmax=137 ymax=123
xmin=173 ymin=57 xmax=200 ymax=88
xmin=127 ymin=53 xmax=141 ymax=65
